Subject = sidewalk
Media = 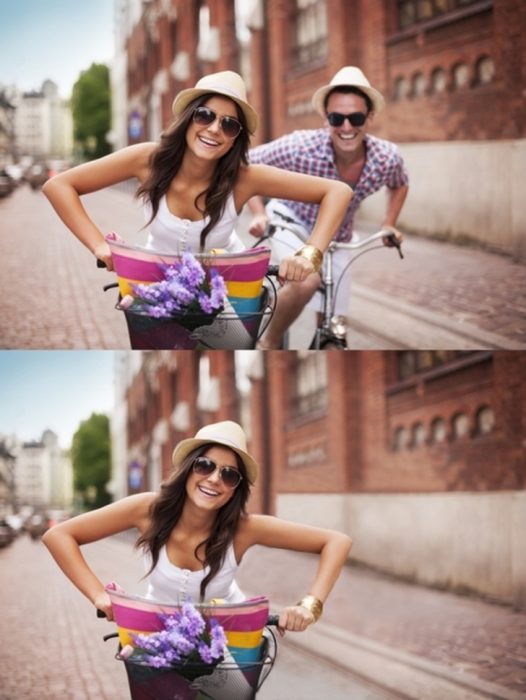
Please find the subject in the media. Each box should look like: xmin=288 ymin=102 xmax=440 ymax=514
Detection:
xmin=235 ymin=547 xmax=526 ymax=700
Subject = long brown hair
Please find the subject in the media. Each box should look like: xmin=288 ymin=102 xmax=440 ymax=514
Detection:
xmin=136 ymin=93 xmax=251 ymax=250
xmin=136 ymin=443 xmax=251 ymax=600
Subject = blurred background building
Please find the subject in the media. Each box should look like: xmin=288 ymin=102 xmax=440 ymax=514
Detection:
xmin=109 ymin=0 xmax=525 ymax=258
xmin=110 ymin=349 xmax=526 ymax=608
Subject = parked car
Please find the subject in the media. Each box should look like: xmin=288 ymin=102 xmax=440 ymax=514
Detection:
xmin=26 ymin=513 xmax=49 ymax=539
xmin=0 ymin=169 xmax=16 ymax=197
xmin=25 ymin=163 xmax=49 ymax=190
xmin=0 ymin=519 xmax=16 ymax=547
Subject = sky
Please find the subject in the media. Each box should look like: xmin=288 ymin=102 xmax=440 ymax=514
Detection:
xmin=0 ymin=0 xmax=115 ymax=98
xmin=0 ymin=351 xmax=116 ymax=448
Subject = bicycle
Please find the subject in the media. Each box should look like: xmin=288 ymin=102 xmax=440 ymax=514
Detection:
xmin=99 ymin=588 xmax=279 ymax=700
xmin=253 ymin=214 xmax=404 ymax=349
xmin=98 ymin=235 xmax=280 ymax=350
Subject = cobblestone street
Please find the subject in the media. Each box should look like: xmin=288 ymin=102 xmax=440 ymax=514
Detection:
xmin=1 ymin=184 xmax=525 ymax=349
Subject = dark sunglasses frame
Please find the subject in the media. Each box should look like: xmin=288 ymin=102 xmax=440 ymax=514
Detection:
xmin=192 ymin=456 xmax=243 ymax=489
xmin=192 ymin=106 xmax=243 ymax=139
xmin=326 ymin=111 xmax=368 ymax=128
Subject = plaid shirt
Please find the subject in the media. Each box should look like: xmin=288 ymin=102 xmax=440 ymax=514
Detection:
xmin=249 ymin=129 xmax=409 ymax=241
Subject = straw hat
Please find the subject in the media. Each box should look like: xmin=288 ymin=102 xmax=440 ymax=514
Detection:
xmin=172 ymin=420 xmax=259 ymax=484
xmin=172 ymin=71 xmax=258 ymax=134
xmin=312 ymin=66 xmax=385 ymax=116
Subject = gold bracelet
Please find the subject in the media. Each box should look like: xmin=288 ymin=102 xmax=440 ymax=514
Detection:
xmin=294 ymin=245 xmax=323 ymax=274
xmin=296 ymin=594 xmax=323 ymax=623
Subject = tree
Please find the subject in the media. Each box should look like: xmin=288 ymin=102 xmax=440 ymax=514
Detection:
xmin=71 ymin=63 xmax=111 ymax=161
xmin=71 ymin=413 xmax=111 ymax=510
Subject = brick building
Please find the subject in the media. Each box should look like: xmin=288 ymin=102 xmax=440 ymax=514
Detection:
xmin=113 ymin=349 xmax=526 ymax=605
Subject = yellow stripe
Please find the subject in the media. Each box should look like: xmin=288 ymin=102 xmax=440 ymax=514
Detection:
xmin=225 ymin=629 xmax=263 ymax=648
xmin=225 ymin=279 xmax=263 ymax=298
xmin=116 ymin=277 xmax=148 ymax=297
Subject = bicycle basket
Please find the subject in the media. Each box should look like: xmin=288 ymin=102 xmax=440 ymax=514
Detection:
xmin=107 ymin=588 xmax=275 ymax=700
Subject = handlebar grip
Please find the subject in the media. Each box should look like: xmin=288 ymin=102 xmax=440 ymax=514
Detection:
xmin=266 ymin=613 xmax=280 ymax=626
xmin=267 ymin=264 xmax=280 ymax=277
xmin=385 ymin=233 xmax=404 ymax=259
xmin=97 ymin=609 xmax=107 ymax=618
xmin=97 ymin=259 xmax=107 ymax=268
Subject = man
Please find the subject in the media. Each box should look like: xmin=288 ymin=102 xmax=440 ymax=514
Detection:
xmin=248 ymin=66 xmax=409 ymax=348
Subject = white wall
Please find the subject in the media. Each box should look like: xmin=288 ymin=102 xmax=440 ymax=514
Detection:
xmin=357 ymin=139 xmax=526 ymax=261
xmin=276 ymin=491 xmax=526 ymax=607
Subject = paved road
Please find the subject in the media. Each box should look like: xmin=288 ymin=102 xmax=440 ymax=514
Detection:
xmin=0 ymin=534 xmax=400 ymax=700
xmin=1 ymin=183 xmax=525 ymax=349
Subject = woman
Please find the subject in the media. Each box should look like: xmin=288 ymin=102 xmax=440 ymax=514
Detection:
xmin=43 ymin=71 xmax=352 ymax=283
xmin=43 ymin=420 xmax=352 ymax=633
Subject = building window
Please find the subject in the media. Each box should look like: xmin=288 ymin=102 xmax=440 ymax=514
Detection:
xmin=476 ymin=406 xmax=495 ymax=435
xmin=397 ymin=0 xmax=482 ymax=30
xmin=410 ymin=422 xmax=426 ymax=447
xmin=396 ymin=351 xmax=476 ymax=380
xmin=430 ymin=67 xmax=447 ymax=93
xmin=393 ymin=426 xmax=409 ymax=451
xmin=292 ymin=0 xmax=328 ymax=67
xmin=292 ymin=352 xmax=328 ymax=417
xmin=475 ymin=55 xmax=495 ymax=85
xmin=411 ymin=71 xmax=427 ymax=97
xmin=430 ymin=417 xmax=447 ymax=444
xmin=452 ymin=62 xmax=470 ymax=89
xmin=393 ymin=76 xmax=409 ymax=100
xmin=452 ymin=412 xmax=470 ymax=438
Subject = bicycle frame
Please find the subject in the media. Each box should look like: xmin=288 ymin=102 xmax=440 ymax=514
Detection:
xmin=257 ymin=218 xmax=403 ymax=349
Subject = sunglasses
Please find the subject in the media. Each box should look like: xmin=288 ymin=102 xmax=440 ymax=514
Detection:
xmin=192 ymin=107 xmax=243 ymax=139
xmin=192 ymin=457 xmax=243 ymax=489
xmin=326 ymin=111 xmax=368 ymax=127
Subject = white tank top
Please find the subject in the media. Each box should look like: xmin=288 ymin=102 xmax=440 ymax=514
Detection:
xmin=144 ymin=542 xmax=245 ymax=604
xmin=144 ymin=193 xmax=245 ymax=254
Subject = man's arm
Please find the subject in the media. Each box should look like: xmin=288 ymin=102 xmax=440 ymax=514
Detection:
xmin=383 ymin=184 xmax=409 ymax=228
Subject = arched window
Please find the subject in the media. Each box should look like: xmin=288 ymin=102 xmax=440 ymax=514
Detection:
xmin=476 ymin=406 xmax=495 ymax=435
xmin=410 ymin=422 xmax=426 ymax=448
xmin=452 ymin=412 xmax=470 ymax=439
xmin=452 ymin=62 xmax=470 ymax=89
xmin=411 ymin=72 xmax=426 ymax=97
xmin=475 ymin=56 xmax=495 ymax=85
xmin=393 ymin=426 xmax=409 ymax=451
xmin=430 ymin=417 xmax=447 ymax=444
xmin=393 ymin=76 xmax=409 ymax=101
xmin=430 ymin=67 xmax=447 ymax=94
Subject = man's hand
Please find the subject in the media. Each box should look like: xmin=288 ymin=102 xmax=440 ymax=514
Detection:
xmin=380 ymin=224 xmax=403 ymax=247
xmin=247 ymin=213 xmax=269 ymax=238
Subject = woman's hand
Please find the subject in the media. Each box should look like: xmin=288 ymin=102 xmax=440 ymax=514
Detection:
xmin=93 ymin=241 xmax=114 ymax=271
xmin=279 ymin=255 xmax=316 ymax=282
xmin=277 ymin=604 xmax=315 ymax=636
xmin=94 ymin=591 xmax=114 ymax=621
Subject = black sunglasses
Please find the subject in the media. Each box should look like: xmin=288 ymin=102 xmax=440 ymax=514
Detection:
xmin=326 ymin=111 xmax=368 ymax=127
xmin=192 ymin=107 xmax=243 ymax=139
xmin=192 ymin=457 xmax=243 ymax=489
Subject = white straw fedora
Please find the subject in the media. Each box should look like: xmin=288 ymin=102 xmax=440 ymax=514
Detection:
xmin=172 ymin=71 xmax=258 ymax=134
xmin=312 ymin=66 xmax=385 ymax=116
xmin=172 ymin=420 xmax=259 ymax=484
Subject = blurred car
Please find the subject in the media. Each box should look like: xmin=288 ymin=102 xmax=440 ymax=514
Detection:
xmin=5 ymin=513 xmax=24 ymax=533
xmin=0 ymin=169 xmax=16 ymax=197
xmin=26 ymin=513 xmax=50 ymax=539
xmin=46 ymin=509 xmax=70 ymax=528
xmin=0 ymin=519 xmax=16 ymax=547
xmin=25 ymin=163 xmax=49 ymax=190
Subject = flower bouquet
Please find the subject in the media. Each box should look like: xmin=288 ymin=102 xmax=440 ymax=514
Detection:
xmin=120 ymin=253 xmax=228 ymax=332
xmin=120 ymin=602 xmax=228 ymax=699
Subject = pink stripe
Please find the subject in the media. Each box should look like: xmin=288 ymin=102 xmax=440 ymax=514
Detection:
xmin=112 ymin=603 xmax=269 ymax=632
xmin=113 ymin=255 xmax=270 ymax=283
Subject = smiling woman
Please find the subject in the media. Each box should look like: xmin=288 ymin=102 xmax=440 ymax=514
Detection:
xmin=42 ymin=70 xmax=352 ymax=291
xmin=42 ymin=420 xmax=352 ymax=633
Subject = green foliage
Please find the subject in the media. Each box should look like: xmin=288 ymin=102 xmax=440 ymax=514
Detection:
xmin=71 ymin=63 xmax=112 ymax=161
xmin=71 ymin=413 xmax=111 ymax=510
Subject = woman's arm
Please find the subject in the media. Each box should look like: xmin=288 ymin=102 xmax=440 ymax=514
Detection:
xmin=236 ymin=514 xmax=352 ymax=632
xmin=236 ymin=164 xmax=353 ymax=281
xmin=42 ymin=492 xmax=155 ymax=619
xmin=42 ymin=142 xmax=156 ymax=270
